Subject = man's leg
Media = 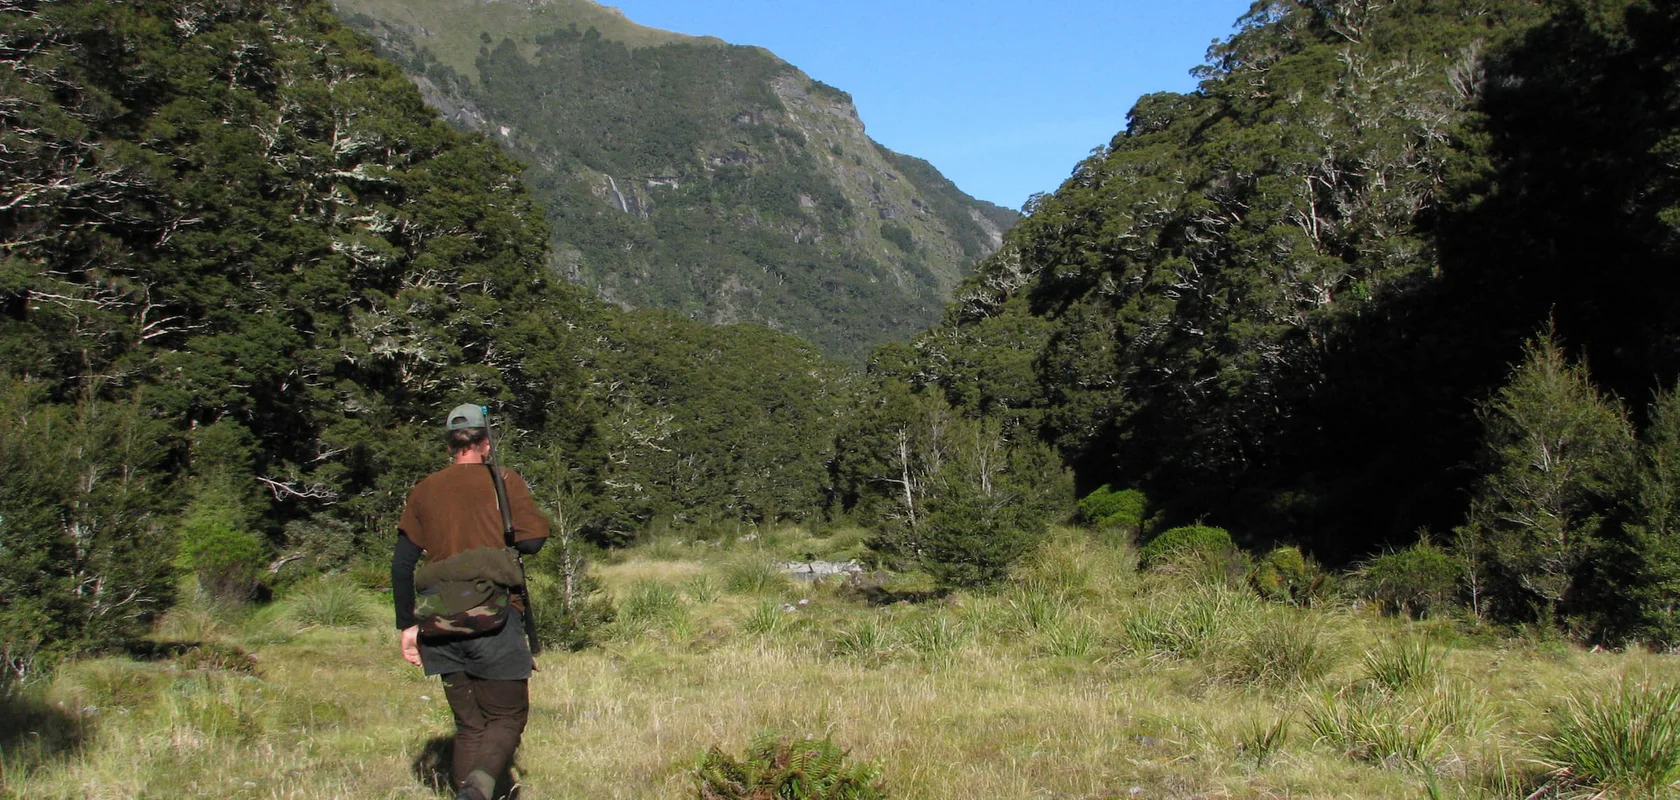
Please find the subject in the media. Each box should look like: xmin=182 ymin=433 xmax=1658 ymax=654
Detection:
xmin=470 ymin=677 xmax=530 ymax=789
xmin=441 ymin=672 xmax=493 ymax=799
xmin=442 ymin=673 xmax=528 ymax=799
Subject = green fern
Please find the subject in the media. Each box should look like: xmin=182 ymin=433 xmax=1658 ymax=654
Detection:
xmin=695 ymin=733 xmax=888 ymax=800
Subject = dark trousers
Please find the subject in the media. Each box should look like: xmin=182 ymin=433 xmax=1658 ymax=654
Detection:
xmin=441 ymin=672 xmax=529 ymax=797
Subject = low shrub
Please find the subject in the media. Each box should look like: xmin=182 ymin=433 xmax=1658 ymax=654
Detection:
xmin=694 ymin=732 xmax=888 ymax=800
xmin=179 ymin=522 xmax=268 ymax=604
xmin=279 ymin=515 xmax=358 ymax=575
xmin=1077 ymin=485 xmax=1148 ymax=536
xmin=1139 ymin=525 xmax=1235 ymax=567
xmin=529 ymin=570 xmax=616 ymax=652
xmin=1139 ymin=526 xmax=1249 ymax=587
xmin=1250 ymin=546 xmax=1331 ymax=606
xmin=1537 ymin=678 xmax=1680 ymax=799
xmin=1349 ymin=540 xmax=1463 ymax=618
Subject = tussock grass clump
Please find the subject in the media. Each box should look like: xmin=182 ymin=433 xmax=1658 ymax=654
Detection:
xmin=618 ymin=580 xmax=686 ymax=628
xmin=1467 ymin=747 xmax=1552 ymax=800
xmin=57 ymin=659 xmax=166 ymax=713
xmin=684 ymin=573 xmax=723 ymax=604
xmin=1537 ymin=678 xmax=1680 ymax=799
xmin=1234 ymin=712 xmax=1293 ymax=766
xmin=287 ymin=575 xmax=373 ymax=629
xmin=1222 ymin=614 xmax=1338 ymax=688
xmin=1363 ymin=637 xmax=1442 ymax=693
xmin=0 ymin=689 xmax=86 ymax=774
xmin=1012 ymin=534 xmax=1138 ymax=602
xmin=829 ymin=617 xmax=898 ymax=665
xmin=641 ymin=536 xmax=698 ymax=562
xmin=1036 ymin=617 xmax=1104 ymax=659
xmin=154 ymin=600 xmax=225 ymax=643
xmin=1013 ymin=538 xmax=1098 ymax=599
xmin=742 ymin=599 xmax=795 ymax=637
xmin=1002 ymin=588 xmax=1072 ymax=634
xmin=899 ymin=612 xmax=967 ymax=665
xmin=1305 ymin=688 xmax=1448 ymax=768
xmin=723 ymin=557 xmax=791 ymax=596
xmin=172 ymin=642 xmax=260 ymax=675
xmin=694 ymin=732 xmax=888 ymax=800
xmin=158 ymin=675 xmax=270 ymax=744
xmin=1430 ymin=678 xmax=1495 ymax=739
xmin=1121 ymin=588 xmax=1251 ymax=660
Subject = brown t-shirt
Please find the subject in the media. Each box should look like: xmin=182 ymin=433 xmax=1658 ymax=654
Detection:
xmin=398 ymin=463 xmax=549 ymax=559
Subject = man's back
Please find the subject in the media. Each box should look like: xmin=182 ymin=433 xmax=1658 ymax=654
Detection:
xmin=400 ymin=464 xmax=547 ymax=560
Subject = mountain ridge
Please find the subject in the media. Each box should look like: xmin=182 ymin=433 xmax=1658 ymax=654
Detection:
xmin=333 ymin=0 xmax=1016 ymax=362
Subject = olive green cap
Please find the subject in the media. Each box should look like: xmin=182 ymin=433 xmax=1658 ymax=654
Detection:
xmin=445 ymin=403 xmax=488 ymax=431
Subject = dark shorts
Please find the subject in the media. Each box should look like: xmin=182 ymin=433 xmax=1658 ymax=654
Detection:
xmin=419 ymin=608 xmax=532 ymax=681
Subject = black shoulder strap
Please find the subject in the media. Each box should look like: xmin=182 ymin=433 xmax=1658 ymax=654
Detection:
xmin=486 ymin=463 xmax=515 ymax=547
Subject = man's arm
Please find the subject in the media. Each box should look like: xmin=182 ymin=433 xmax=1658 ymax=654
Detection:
xmin=391 ymin=533 xmax=423 ymax=667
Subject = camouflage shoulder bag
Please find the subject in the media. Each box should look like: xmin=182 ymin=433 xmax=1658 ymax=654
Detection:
xmin=412 ymin=542 xmax=525 ymax=639
xmin=414 ymin=577 xmax=510 ymax=638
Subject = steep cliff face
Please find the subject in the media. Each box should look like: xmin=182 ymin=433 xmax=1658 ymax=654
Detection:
xmin=334 ymin=0 xmax=1015 ymax=362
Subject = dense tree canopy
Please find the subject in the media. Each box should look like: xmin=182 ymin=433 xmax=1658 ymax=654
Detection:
xmin=907 ymin=0 xmax=1680 ymax=566
xmin=0 ymin=0 xmax=861 ymax=682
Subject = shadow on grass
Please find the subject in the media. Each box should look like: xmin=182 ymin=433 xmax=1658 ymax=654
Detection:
xmin=838 ymin=574 xmax=950 ymax=607
xmin=411 ymin=734 xmax=454 ymax=794
xmin=124 ymin=640 xmax=259 ymax=674
xmin=0 ymin=692 xmax=86 ymax=773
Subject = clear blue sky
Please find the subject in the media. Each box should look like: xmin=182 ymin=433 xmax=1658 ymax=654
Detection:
xmin=602 ymin=0 xmax=1255 ymax=211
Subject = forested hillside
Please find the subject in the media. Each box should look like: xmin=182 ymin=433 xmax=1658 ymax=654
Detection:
xmin=897 ymin=0 xmax=1680 ymax=638
xmin=333 ymin=0 xmax=1018 ymax=363
xmin=0 ymin=0 xmax=875 ymax=682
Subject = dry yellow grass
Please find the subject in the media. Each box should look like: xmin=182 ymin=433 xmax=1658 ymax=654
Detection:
xmin=4 ymin=537 xmax=1672 ymax=799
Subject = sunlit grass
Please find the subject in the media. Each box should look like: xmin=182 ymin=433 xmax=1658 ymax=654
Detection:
xmin=5 ymin=533 xmax=1669 ymax=799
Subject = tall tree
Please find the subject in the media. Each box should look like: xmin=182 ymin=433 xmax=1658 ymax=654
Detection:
xmin=1462 ymin=334 xmax=1631 ymax=624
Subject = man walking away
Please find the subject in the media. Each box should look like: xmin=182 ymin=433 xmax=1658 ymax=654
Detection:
xmin=393 ymin=404 xmax=549 ymax=800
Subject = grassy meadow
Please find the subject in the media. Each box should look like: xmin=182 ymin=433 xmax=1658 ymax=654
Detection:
xmin=3 ymin=527 xmax=1677 ymax=799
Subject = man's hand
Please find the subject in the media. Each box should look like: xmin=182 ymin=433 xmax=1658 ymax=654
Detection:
xmin=400 ymin=625 xmax=422 ymax=667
